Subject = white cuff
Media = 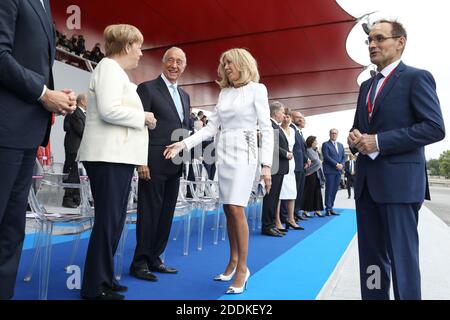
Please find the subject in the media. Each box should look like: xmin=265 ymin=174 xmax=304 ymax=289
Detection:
xmin=368 ymin=134 xmax=380 ymax=160
xmin=38 ymin=85 xmax=47 ymax=101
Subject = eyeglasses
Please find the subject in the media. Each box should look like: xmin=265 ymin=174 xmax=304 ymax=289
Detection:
xmin=365 ymin=35 xmax=401 ymax=45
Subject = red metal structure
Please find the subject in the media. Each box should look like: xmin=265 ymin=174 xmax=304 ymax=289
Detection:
xmin=51 ymin=0 xmax=362 ymax=116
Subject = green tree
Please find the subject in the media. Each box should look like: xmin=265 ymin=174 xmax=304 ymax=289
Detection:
xmin=427 ymin=159 xmax=440 ymax=176
xmin=439 ymin=150 xmax=450 ymax=179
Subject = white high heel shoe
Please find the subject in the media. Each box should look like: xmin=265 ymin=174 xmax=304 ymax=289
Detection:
xmin=213 ymin=267 xmax=236 ymax=281
xmin=226 ymin=268 xmax=250 ymax=294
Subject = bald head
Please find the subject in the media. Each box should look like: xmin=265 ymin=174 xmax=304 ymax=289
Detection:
xmin=77 ymin=93 xmax=87 ymax=110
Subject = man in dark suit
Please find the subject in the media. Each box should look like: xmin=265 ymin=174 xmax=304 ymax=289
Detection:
xmin=130 ymin=47 xmax=191 ymax=281
xmin=0 ymin=0 xmax=76 ymax=300
xmin=348 ymin=19 xmax=445 ymax=300
xmin=322 ymin=128 xmax=345 ymax=216
xmin=62 ymin=93 xmax=87 ymax=208
xmin=344 ymin=153 xmax=356 ymax=199
xmin=261 ymin=101 xmax=290 ymax=237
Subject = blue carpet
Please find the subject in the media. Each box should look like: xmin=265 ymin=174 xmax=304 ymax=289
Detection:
xmin=14 ymin=207 xmax=356 ymax=300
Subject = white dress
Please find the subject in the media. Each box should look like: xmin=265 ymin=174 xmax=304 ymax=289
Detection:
xmin=183 ymin=82 xmax=274 ymax=206
xmin=279 ymin=126 xmax=297 ymax=200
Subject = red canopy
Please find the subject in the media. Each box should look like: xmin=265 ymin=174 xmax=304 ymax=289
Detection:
xmin=51 ymin=0 xmax=362 ymax=116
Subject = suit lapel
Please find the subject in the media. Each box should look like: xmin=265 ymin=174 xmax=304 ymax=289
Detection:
xmin=156 ymin=76 xmax=182 ymax=124
xmin=371 ymin=62 xmax=406 ymax=121
xmin=359 ymin=80 xmax=371 ymax=130
xmin=28 ymin=0 xmax=54 ymax=49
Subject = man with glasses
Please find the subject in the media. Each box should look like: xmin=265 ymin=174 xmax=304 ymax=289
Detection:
xmin=322 ymin=129 xmax=345 ymax=216
xmin=348 ymin=19 xmax=445 ymax=300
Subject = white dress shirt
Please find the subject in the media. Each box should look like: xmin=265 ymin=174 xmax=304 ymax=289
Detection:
xmin=367 ymin=59 xmax=402 ymax=160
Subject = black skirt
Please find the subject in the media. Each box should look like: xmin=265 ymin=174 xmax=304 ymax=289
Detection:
xmin=302 ymin=171 xmax=324 ymax=212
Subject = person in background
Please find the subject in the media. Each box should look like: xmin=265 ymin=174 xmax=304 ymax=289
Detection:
xmin=62 ymin=93 xmax=88 ymax=208
xmin=322 ymin=128 xmax=345 ymax=216
xmin=302 ymin=136 xmax=325 ymax=217
xmin=277 ymin=108 xmax=304 ymax=231
xmin=344 ymin=153 xmax=356 ymax=199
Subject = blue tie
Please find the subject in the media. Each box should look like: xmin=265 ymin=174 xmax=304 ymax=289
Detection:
xmin=170 ymin=84 xmax=184 ymax=122
xmin=369 ymin=72 xmax=384 ymax=108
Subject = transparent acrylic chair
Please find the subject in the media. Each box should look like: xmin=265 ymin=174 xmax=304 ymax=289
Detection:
xmin=248 ymin=180 xmax=265 ymax=232
xmin=172 ymin=179 xmax=194 ymax=256
xmin=184 ymin=161 xmax=222 ymax=249
xmin=25 ymin=165 xmax=94 ymax=300
xmin=114 ymin=172 xmax=139 ymax=281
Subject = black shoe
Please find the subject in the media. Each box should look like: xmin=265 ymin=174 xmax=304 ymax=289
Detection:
xmin=130 ymin=268 xmax=158 ymax=281
xmin=329 ymin=210 xmax=340 ymax=216
xmin=62 ymin=199 xmax=78 ymax=208
xmin=111 ymin=283 xmax=128 ymax=293
xmin=81 ymin=290 xmax=124 ymax=300
xmin=285 ymin=221 xmax=305 ymax=230
xmin=303 ymin=212 xmax=312 ymax=218
xmin=325 ymin=210 xmax=332 ymax=216
xmin=149 ymin=264 xmax=178 ymax=274
xmin=314 ymin=211 xmax=325 ymax=218
xmin=295 ymin=213 xmax=308 ymax=221
xmin=262 ymin=228 xmax=283 ymax=237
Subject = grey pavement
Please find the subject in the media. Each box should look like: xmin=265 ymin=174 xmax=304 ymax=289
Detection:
xmin=317 ymin=187 xmax=450 ymax=300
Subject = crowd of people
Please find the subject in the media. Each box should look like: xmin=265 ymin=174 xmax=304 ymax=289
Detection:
xmin=0 ymin=0 xmax=446 ymax=302
xmin=56 ymin=30 xmax=105 ymax=63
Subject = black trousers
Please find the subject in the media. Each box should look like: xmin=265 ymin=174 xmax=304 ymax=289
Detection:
xmin=280 ymin=170 xmax=305 ymax=221
xmin=346 ymin=175 xmax=355 ymax=198
xmin=261 ymin=174 xmax=284 ymax=231
xmin=80 ymin=161 xmax=134 ymax=298
xmin=0 ymin=147 xmax=36 ymax=300
xmin=131 ymin=173 xmax=180 ymax=270
xmin=63 ymin=152 xmax=80 ymax=203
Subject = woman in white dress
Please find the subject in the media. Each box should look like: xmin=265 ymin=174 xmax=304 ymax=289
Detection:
xmin=164 ymin=48 xmax=273 ymax=294
xmin=277 ymin=108 xmax=303 ymax=231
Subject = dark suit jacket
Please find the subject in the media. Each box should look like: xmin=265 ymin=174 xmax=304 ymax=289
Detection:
xmin=322 ymin=140 xmax=345 ymax=175
xmin=66 ymin=107 xmax=86 ymax=153
xmin=290 ymin=123 xmax=308 ymax=172
xmin=137 ymin=76 xmax=191 ymax=175
xmin=352 ymin=61 xmax=445 ymax=203
xmin=0 ymin=0 xmax=55 ymax=148
xmin=344 ymin=160 xmax=355 ymax=178
xmin=271 ymin=119 xmax=289 ymax=176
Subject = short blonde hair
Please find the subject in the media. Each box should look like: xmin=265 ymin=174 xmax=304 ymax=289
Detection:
xmin=217 ymin=48 xmax=260 ymax=89
xmin=104 ymin=24 xmax=144 ymax=57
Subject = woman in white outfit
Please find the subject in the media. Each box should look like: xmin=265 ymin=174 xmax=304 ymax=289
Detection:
xmin=277 ymin=108 xmax=303 ymax=231
xmin=164 ymin=48 xmax=273 ymax=294
xmin=78 ymin=25 xmax=156 ymax=300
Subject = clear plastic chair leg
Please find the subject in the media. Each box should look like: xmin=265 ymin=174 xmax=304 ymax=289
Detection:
xmin=38 ymin=221 xmax=53 ymax=300
xmin=65 ymin=233 xmax=81 ymax=271
xmin=24 ymin=226 xmax=43 ymax=282
xmin=183 ymin=213 xmax=191 ymax=256
xmin=197 ymin=207 xmax=206 ymax=251
xmin=213 ymin=206 xmax=221 ymax=245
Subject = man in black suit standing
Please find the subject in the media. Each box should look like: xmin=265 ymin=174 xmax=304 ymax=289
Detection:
xmin=130 ymin=47 xmax=191 ymax=281
xmin=344 ymin=153 xmax=356 ymax=199
xmin=261 ymin=101 xmax=290 ymax=237
xmin=62 ymin=93 xmax=87 ymax=208
xmin=0 ymin=0 xmax=76 ymax=300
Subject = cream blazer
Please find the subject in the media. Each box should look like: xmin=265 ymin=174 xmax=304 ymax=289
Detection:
xmin=78 ymin=58 xmax=148 ymax=165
